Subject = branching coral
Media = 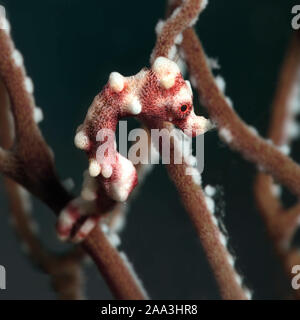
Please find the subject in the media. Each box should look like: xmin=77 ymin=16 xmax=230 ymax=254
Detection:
xmin=0 ymin=11 xmax=147 ymax=300
xmin=254 ymin=32 xmax=300 ymax=299
xmin=0 ymin=78 xmax=84 ymax=300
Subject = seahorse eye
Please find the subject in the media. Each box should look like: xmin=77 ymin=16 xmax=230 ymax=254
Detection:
xmin=180 ymin=105 xmax=188 ymax=113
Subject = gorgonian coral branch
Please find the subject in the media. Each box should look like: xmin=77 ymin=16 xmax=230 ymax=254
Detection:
xmin=143 ymin=0 xmax=250 ymax=299
xmin=0 ymin=78 xmax=85 ymax=300
xmin=180 ymin=27 xmax=300 ymax=199
xmin=151 ymin=0 xmax=206 ymax=63
xmin=254 ymin=32 xmax=300 ymax=299
xmin=0 ymin=12 xmax=147 ymax=300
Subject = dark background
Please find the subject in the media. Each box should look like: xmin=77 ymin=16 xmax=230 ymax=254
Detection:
xmin=0 ymin=0 xmax=299 ymax=299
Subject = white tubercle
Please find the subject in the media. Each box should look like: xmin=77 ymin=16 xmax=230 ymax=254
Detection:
xmin=33 ymin=107 xmax=43 ymax=123
xmin=160 ymin=74 xmax=176 ymax=89
xmin=109 ymin=155 xmax=136 ymax=202
xmin=101 ymin=164 xmax=113 ymax=178
xmin=74 ymin=218 xmax=96 ymax=243
xmin=153 ymin=56 xmax=180 ymax=89
xmin=89 ymin=159 xmax=101 ymax=177
xmin=24 ymin=77 xmax=34 ymax=94
xmin=74 ymin=131 xmax=89 ymax=150
xmin=109 ymin=72 xmax=125 ymax=92
xmin=12 ymin=50 xmax=23 ymax=67
xmin=127 ymin=96 xmax=142 ymax=115
xmin=59 ymin=210 xmax=75 ymax=228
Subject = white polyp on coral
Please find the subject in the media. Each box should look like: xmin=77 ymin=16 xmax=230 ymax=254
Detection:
xmin=100 ymin=223 xmax=110 ymax=234
xmin=227 ymin=253 xmax=235 ymax=267
xmin=174 ymin=33 xmax=183 ymax=45
xmin=106 ymin=231 xmax=121 ymax=248
xmin=219 ymin=127 xmax=233 ymax=143
xmin=89 ymin=159 xmax=101 ymax=177
xmin=177 ymin=58 xmax=187 ymax=76
xmin=168 ymin=45 xmax=177 ymax=60
xmin=185 ymin=166 xmax=202 ymax=185
xmin=286 ymin=120 xmax=300 ymax=140
xmin=234 ymin=273 xmax=243 ymax=286
xmin=219 ymin=232 xmax=228 ymax=247
xmin=190 ymin=75 xmax=197 ymax=88
xmin=119 ymin=251 xmax=149 ymax=299
xmin=33 ymin=107 xmax=43 ymax=123
xmin=189 ymin=16 xmax=199 ymax=27
xmin=205 ymin=195 xmax=215 ymax=213
xmin=266 ymin=138 xmax=273 ymax=145
xmin=74 ymin=130 xmax=89 ymax=150
xmin=109 ymin=72 xmax=125 ymax=93
xmin=211 ymin=214 xmax=218 ymax=227
xmin=201 ymin=0 xmax=208 ymax=10
xmin=278 ymin=144 xmax=290 ymax=156
xmin=271 ymin=184 xmax=282 ymax=197
xmin=11 ymin=50 xmax=23 ymax=67
xmin=24 ymin=77 xmax=34 ymax=94
xmin=204 ymin=184 xmax=216 ymax=197
xmin=155 ymin=20 xmax=165 ymax=35
xmin=0 ymin=9 xmax=10 ymax=34
xmin=191 ymin=168 xmax=202 ymax=185
xmin=225 ymin=96 xmax=233 ymax=108
xmin=288 ymin=68 xmax=300 ymax=115
xmin=185 ymin=154 xmax=197 ymax=167
xmin=206 ymin=56 xmax=220 ymax=70
xmin=170 ymin=7 xmax=181 ymax=19
xmin=215 ymin=75 xmax=226 ymax=93
xmin=248 ymin=125 xmax=258 ymax=136
xmin=127 ymin=96 xmax=142 ymax=115
xmin=245 ymin=289 xmax=253 ymax=300
xmin=62 ymin=177 xmax=75 ymax=191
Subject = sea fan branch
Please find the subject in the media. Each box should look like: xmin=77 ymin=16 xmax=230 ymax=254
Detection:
xmin=146 ymin=0 xmax=251 ymax=299
xmin=180 ymin=28 xmax=300 ymax=198
xmin=0 ymin=12 xmax=147 ymax=300
xmin=254 ymin=33 xmax=300 ymax=298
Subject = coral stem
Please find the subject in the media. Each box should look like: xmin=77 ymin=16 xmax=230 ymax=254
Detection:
xmin=181 ymin=28 xmax=300 ymax=198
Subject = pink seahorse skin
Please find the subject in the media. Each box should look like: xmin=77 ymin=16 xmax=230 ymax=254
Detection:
xmin=57 ymin=57 xmax=212 ymax=242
